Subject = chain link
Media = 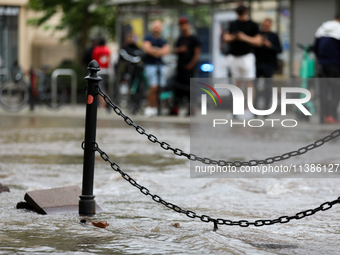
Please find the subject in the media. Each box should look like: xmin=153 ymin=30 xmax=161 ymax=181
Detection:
xmin=98 ymin=87 xmax=340 ymax=167
xmin=94 ymin=88 xmax=340 ymax=228
xmin=91 ymin=143 xmax=340 ymax=229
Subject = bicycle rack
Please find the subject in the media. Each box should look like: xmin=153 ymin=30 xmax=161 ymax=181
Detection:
xmin=51 ymin=69 xmax=77 ymax=108
xmin=0 ymin=68 xmax=11 ymax=81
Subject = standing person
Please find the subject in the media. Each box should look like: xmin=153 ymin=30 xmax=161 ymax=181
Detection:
xmin=82 ymin=38 xmax=98 ymax=67
xmin=223 ymin=4 xmax=262 ymax=119
xmin=143 ymin=20 xmax=170 ymax=117
xmin=123 ymin=32 xmax=140 ymax=53
xmin=254 ymin=18 xmax=282 ymax=110
xmin=314 ymin=12 xmax=340 ymax=123
xmin=92 ymin=38 xmax=111 ymax=108
xmin=171 ymin=17 xmax=201 ymax=115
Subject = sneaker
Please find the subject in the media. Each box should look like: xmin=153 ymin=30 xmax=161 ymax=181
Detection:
xmin=144 ymin=107 xmax=153 ymax=117
xmin=151 ymin=107 xmax=158 ymax=116
xmin=144 ymin=107 xmax=158 ymax=117
xmin=324 ymin=115 xmax=339 ymax=124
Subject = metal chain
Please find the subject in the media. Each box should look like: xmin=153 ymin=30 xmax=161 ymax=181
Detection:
xmin=92 ymin=143 xmax=340 ymax=230
xmin=98 ymin=87 xmax=340 ymax=167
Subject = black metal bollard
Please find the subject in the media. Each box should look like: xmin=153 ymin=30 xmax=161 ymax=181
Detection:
xmin=79 ymin=60 xmax=102 ymax=216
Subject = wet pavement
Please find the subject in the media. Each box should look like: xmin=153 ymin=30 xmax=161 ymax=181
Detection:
xmin=0 ymin=106 xmax=340 ymax=254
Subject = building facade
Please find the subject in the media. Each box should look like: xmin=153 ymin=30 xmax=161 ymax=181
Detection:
xmin=115 ymin=0 xmax=340 ymax=77
xmin=1 ymin=0 xmax=340 ymax=76
xmin=0 ymin=0 xmax=76 ymax=71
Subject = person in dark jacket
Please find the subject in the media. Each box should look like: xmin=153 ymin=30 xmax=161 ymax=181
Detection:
xmin=314 ymin=11 xmax=340 ymax=123
xmin=254 ymin=18 xmax=282 ymax=110
xmin=171 ymin=17 xmax=201 ymax=116
xmin=223 ymin=4 xmax=262 ymax=119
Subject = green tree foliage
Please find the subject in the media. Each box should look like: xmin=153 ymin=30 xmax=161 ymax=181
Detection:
xmin=27 ymin=0 xmax=117 ymax=62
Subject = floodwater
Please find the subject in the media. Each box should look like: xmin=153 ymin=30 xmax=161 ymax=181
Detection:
xmin=1 ymin=110 xmax=340 ymax=255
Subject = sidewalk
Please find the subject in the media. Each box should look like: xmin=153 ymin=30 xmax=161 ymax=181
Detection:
xmin=1 ymin=104 xmax=339 ymax=132
xmin=0 ymin=104 xmax=191 ymax=124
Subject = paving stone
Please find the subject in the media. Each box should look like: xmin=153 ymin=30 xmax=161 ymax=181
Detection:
xmin=24 ymin=186 xmax=102 ymax=215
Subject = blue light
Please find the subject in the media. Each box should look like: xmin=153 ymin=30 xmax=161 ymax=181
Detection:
xmin=200 ymin=63 xmax=214 ymax=72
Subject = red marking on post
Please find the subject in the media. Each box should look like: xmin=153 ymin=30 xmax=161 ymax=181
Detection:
xmin=87 ymin=95 xmax=94 ymax=104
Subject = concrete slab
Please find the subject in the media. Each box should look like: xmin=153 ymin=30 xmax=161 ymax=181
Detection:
xmin=24 ymin=186 xmax=102 ymax=215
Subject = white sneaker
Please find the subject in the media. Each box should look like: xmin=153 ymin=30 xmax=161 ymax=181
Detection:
xmin=151 ymin=107 xmax=158 ymax=116
xmin=144 ymin=107 xmax=153 ymax=117
xmin=144 ymin=107 xmax=158 ymax=117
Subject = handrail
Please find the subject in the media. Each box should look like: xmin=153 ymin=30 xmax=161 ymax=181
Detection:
xmin=51 ymin=69 xmax=77 ymax=108
xmin=0 ymin=68 xmax=11 ymax=81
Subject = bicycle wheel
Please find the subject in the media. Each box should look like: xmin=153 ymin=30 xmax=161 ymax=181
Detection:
xmin=0 ymin=80 xmax=29 ymax=111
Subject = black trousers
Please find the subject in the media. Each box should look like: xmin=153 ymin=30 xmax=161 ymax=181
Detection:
xmin=254 ymin=63 xmax=275 ymax=110
xmin=319 ymin=65 xmax=340 ymax=120
xmin=173 ymin=68 xmax=193 ymax=106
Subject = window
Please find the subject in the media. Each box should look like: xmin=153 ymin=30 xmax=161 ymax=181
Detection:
xmin=0 ymin=6 xmax=19 ymax=70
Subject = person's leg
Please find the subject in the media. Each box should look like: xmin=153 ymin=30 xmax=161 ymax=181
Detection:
xmin=319 ymin=66 xmax=329 ymax=122
xmin=231 ymin=53 xmax=255 ymax=119
xmin=325 ymin=66 xmax=340 ymax=119
xmin=147 ymin=86 xmax=159 ymax=107
xmin=180 ymin=68 xmax=193 ymax=100
xmin=321 ymin=66 xmax=340 ymax=122
xmin=170 ymin=85 xmax=181 ymax=115
xmin=329 ymin=78 xmax=340 ymax=119
xmin=172 ymin=70 xmax=183 ymax=110
xmin=244 ymin=53 xmax=256 ymax=106
xmin=228 ymin=55 xmax=241 ymax=82
xmin=324 ymin=80 xmax=335 ymax=122
xmin=172 ymin=66 xmax=192 ymax=115
xmin=228 ymin=55 xmax=245 ymax=118
xmin=229 ymin=56 xmax=243 ymax=93
xmin=323 ymin=80 xmax=332 ymax=116
xmin=254 ymin=63 xmax=265 ymax=109
xmin=145 ymin=64 xmax=157 ymax=107
xmin=262 ymin=64 xmax=274 ymax=110
xmin=144 ymin=65 xmax=159 ymax=116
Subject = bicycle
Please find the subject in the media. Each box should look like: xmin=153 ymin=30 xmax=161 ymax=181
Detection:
xmin=0 ymin=64 xmax=68 ymax=112
xmin=113 ymin=48 xmax=149 ymax=114
xmin=113 ymin=49 xmax=177 ymax=115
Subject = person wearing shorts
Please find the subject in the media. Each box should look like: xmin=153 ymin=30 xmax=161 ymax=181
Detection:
xmin=143 ymin=20 xmax=170 ymax=116
xmin=223 ymin=5 xmax=262 ymax=118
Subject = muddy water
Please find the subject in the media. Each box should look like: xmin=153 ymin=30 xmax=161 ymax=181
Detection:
xmin=0 ymin=113 xmax=340 ymax=254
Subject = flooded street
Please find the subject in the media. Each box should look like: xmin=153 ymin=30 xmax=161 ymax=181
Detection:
xmin=1 ymin=108 xmax=340 ymax=254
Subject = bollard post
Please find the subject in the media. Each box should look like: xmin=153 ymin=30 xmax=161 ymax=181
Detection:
xmin=79 ymin=60 xmax=102 ymax=216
